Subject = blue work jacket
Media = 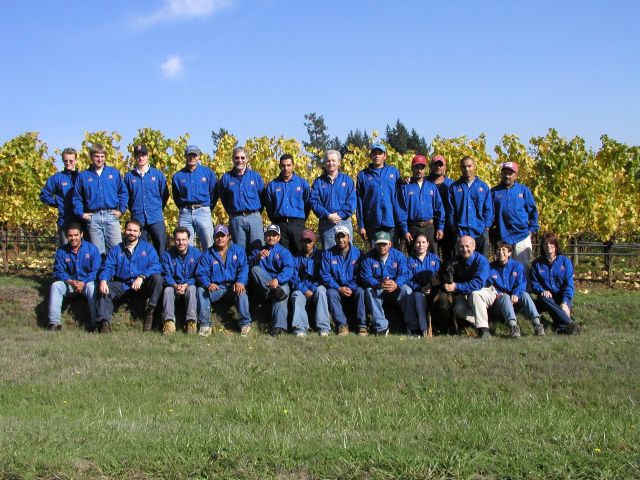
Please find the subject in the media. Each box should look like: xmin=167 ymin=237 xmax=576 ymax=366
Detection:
xmin=40 ymin=169 xmax=79 ymax=227
xmin=359 ymin=247 xmax=409 ymax=289
xmin=249 ymin=243 xmax=295 ymax=285
xmin=310 ymin=172 xmax=356 ymax=221
xmin=356 ymin=164 xmax=401 ymax=230
xmin=171 ymin=164 xmax=218 ymax=208
xmin=124 ymin=167 xmax=169 ymax=226
xmin=292 ymin=249 xmax=323 ymax=293
xmin=72 ymin=166 xmax=128 ymax=216
xmin=161 ymin=245 xmax=201 ymax=286
xmin=217 ymin=169 xmax=264 ymax=215
xmin=53 ymin=240 xmax=101 ymax=283
xmin=319 ymin=245 xmax=363 ymax=290
xmin=447 ymin=177 xmax=494 ymax=237
xmin=530 ymin=255 xmax=574 ymax=304
xmin=99 ymin=240 xmax=161 ymax=287
xmin=491 ymin=182 xmax=539 ymax=244
xmin=397 ymin=178 xmax=446 ymax=234
xmin=263 ymin=174 xmax=310 ymax=221
xmin=197 ymin=243 xmax=249 ymax=287
xmin=452 ymin=252 xmax=490 ymax=294
xmin=488 ymin=257 xmax=526 ymax=297
xmin=406 ymin=252 xmax=441 ymax=291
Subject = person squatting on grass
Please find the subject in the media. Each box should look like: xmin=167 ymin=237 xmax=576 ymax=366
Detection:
xmin=197 ymin=224 xmax=252 ymax=337
xmin=48 ymin=222 xmax=101 ymax=331
xmin=160 ymin=227 xmax=202 ymax=336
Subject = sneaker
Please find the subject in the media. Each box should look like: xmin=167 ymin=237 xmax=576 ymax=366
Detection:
xmin=162 ymin=320 xmax=176 ymax=335
xmin=337 ymin=325 xmax=350 ymax=336
xmin=510 ymin=324 xmax=521 ymax=339
xmin=357 ymin=327 xmax=369 ymax=337
xmin=533 ymin=324 xmax=546 ymax=336
xmin=295 ymin=330 xmax=307 ymax=338
xmin=198 ymin=326 xmax=212 ymax=337
xmin=47 ymin=323 xmax=62 ymax=331
xmin=477 ymin=328 xmax=491 ymax=340
xmin=270 ymin=326 xmax=286 ymax=337
xmin=240 ymin=325 xmax=251 ymax=337
xmin=143 ymin=309 xmax=155 ymax=332
xmin=560 ymin=322 xmax=581 ymax=335
xmin=271 ymin=287 xmax=288 ymax=302
xmin=99 ymin=320 xmax=111 ymax=334
xmin=377 ymin=328 xmax=389 ymax=337
xmin=186 ymin=320 xmax=197 ymax=334
xmin=319 ymin=331 xmax=330 ymax=337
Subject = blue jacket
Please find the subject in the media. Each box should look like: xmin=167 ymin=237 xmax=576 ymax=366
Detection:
xmin=491 ymin=182 xmax=539 ymax=244
xmin=98 ymin=240 xmax=161 ymax=288
xmin=264 ymin=174 xmax=310 ymax=221
xmin=310 ymin=172 xmax=356 ymax=221
xmin=452 ymin=252 xmax=490 ymax=294
xmin=319 ymin=245 xmax=363 ymax=290
xmin=171 ymin=164 xmax=218 ymax=208
xmin=72 ymin=166 xmax=128 ymax=217
xmin=53 ymin=240 xmax=101 ymax=283
xmin=397 ymin=179 xmax=446 ymax=234
xmin=196 ymin=243 xmax=249 ymax=287
xmin=428 ymin=175 xmax=454 ymax=226
xmin=217 ymin=169 xmax=264 ymax=215
xmin=356 ymin=164 xmax=401 ymax=230
xmin=406 ymin=253 xmax=441 ymax=291
xmin=161 ymin=245 xmax=201 ymax=286
xmin=40 ymin=169 xmax=79 ymax=228
xmin=530 ymin=255 xmax=574 ymax=304
xmin=447 ymin=177 xmax=494 ymax=237
xmin=359 ymin=248 xmax=409 ymax=289
xmin=249 ymin=243 xmax=295 ymax=284
xmin=488 ymin=258 xmax=526 ymax=297
xmin=124 ymin=167 xmax=169 ymax=226
xmin=292 ymin=249 xmax=323 ymax=293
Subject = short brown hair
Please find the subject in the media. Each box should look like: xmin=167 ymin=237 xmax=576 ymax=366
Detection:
xmin=540 ymin=232 xmax=561 ymax=256
xmin=89 ymin=143 xmax=106 ymax=156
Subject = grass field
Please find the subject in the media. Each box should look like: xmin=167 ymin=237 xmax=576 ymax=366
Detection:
xmin=0 ymin=274 xmax=639 ymax=479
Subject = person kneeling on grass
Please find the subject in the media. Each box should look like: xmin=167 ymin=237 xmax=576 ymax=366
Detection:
xmin=160 ymin=227 xmax=202 ymax=335
xmin=48 ymin=222 xmax=101 ymax=331
xmin=196 ymin=224 xmax=251 ymax=337
xmin=95 ymin=219 xmax=163 ymax=333
xmin=488 ymin=241 xmax=544 ymax=338
xmin=530 ymin=232 xmax=580 ymax=335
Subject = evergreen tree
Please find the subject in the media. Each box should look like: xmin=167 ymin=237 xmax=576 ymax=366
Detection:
xmin=303 ymin=113 xmax=330 ymax=161
xmin=211 ymin=127 xmax=231 ymax=154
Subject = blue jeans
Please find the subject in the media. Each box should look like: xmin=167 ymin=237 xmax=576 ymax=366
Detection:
xmin=402 ymin=290 xmax=429 ymax=333
xmin=251 ymin=266 xmax=289 ymax=330
xmin=179 ymin=207 xmax=214 ymax=250
xmin=87 ymin=210 xmax=122 ymax=255
xmin=365 ymin=284 xmax=412 ymax=333
xmin=490 ymin=292 xmax=540 ymax=324
xmin=198 ymin=284 xmax=251 ymax=328
xmin=162 ymin=285 xmax=198 ymax=322
xmin=291 ymin=286 xmax=329 ymax=334
xmin=326 ymin=287 xmax=366 ymax=330
xmin=319 ymin=219 xmax=353 ymax=250
xmin=229 ymin=212 xmax=263 ymax=253
xmin=141 ymin=221 xmax=166 ymax=256
xmin=535 ymin=293 xmax=573 ymax=332
xmin=48 ymin=280 xmax=97 ymax=328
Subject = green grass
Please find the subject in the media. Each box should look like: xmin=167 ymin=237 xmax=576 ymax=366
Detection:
xmin=0 ymin=275 xmax=639 ymax=479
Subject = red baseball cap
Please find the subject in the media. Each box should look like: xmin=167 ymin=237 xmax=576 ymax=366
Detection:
xmin=501 ymin=161 xmax=519 ymax=173
xmin=431 ymin=154 xmax=446 ymax=165
xmin=412 ymin=155 xmax=427 ymax=166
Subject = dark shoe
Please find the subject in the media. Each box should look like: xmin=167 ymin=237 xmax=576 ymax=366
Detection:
xmin=270 ymin=326 xmax=286 ymax=337
xmin=47 ymin=323 xmax=62 ymax=331
xmin=377 ymin=328 xmax=389 ymax=337
xmin=477 ymin=328 xmax=491 ymax=340
xmin=271 ymin=287 xmax=288 ymax=302
xmin=143 ymin=309 xmax=154 ymax=332
xmin=510 ymin=324 xmax=521 ymax=339
xmin=560 ymin=322 xmax=581 ymax=335
xmin=533 ymin=324 xmax=546 ymax=336
xmin=99 ymin=320 xmax=112 ymax=333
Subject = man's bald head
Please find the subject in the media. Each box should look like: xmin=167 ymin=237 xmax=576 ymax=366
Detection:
xmin=457 ymin=235 xmax=476 ymax=259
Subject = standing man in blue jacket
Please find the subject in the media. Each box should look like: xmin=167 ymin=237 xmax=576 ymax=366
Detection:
xmin=160 ymin=227 xmax=202 ymax=336
xmin=320 ymin=226 xmax=367 ymax=336
xmin=310 ymin=149 xmax=356 ymax=249
xmin=250 ymin=224 xmax=295 ymax=336
xmin=427 ymin=154 xmax=455 ymax=261
xmin=356 ymin=143 xmax=401 ymax=247
xmin=491 ymin=162 xmax=539 ymax=269
xmin=47 ymin=222 xmax=101 ymax=331
xmin=197 ymin=224 xmax=252 ymax=337
xmin=447 ymin=156 xmax=493 ymax=258
xmin=397 ymin=154 xmax=445 ymax=254
xmin=171 ymin=145 xmax=218 ymax=250
xmin=263 ymin=154 xmax=310 ymax=256
xmin=96 ymin=219 xmax=163 ymax=333
xmin=217 ymin=146 xmax=265 ymax=253
xmin=359 ymin=231 xmax=411 ymax=336
xmin=40 ymin=147 xmax=81 ymax=247
xmin=124 ymin=144 xmax=169 ymax=255
xmin=72 ymin=143 xmax=128 ymax=255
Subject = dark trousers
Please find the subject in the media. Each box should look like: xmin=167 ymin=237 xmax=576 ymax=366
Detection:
xmin=141 ymin=221 xmax=166 ymax=256
xmin=535 ymin=293 xmax=573 ymax=331
xmin=276 ymin=219 xmax=305 ymax=256
xmin=407 ymin=223 xmax=437 ymax=255
xmin=437 ymin=227 xmax=455 ymax=263
xmin=96 ymin=273 xmax=164 ymax=324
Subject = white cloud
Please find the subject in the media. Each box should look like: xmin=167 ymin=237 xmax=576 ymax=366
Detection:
xmin=137 ymin=0 xmax=232 ymax=28
xmin=160 ymin=55 xmax=184 ymax=78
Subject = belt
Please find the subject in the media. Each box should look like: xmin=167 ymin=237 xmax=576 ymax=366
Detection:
xmin=183 ymin=204 xmax=204 ymax=210
xmin=88 ymin=209 xmax=114 ymax=213
xmin=274 ymin=217 xmax=304 ymax=223
xmin=408 ymin=219 xmax=434 ymax=227
xmin=234 ymin=210 xmax=259 ymax=217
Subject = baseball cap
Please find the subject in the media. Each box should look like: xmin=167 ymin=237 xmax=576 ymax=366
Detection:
xmin=185 ymin=145 xmax=202 ymax=156
xmin=335 ymin=226 xmax=350 ymax=237
xmin=301 ymin=229 xmax=316 ymax=242
xmin=133 ymin=144 xmax=148 ymax=156
xmin=501 ymin=161 xmax=519 ymax=173
xmin=214 ymin=224 xmax=229 ymax=236
xmin=412 ymin=154 xmax=427 ymax=166
xmin=374 ymin=231 xmax=392 ymax=244
xmin=370 ymin=142 xmax=387 ymax=153
xmin=265 ymin=224 xmax=281 ymax=235
xmin=431 ymin=154 xmax=446 ymax=165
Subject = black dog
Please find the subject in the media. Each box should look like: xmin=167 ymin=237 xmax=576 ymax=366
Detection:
xmin=426 ymin=261 xmax=460 ymax=336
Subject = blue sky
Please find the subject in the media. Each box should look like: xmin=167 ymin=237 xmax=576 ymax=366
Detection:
xmin=1 ymin=0 xmax=638 ymax=156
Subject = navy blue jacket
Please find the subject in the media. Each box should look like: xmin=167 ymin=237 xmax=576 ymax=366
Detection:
xmin=72 ymin=166 xmax=128 ymax=216
xmin=249 ymin=243 xmax=295 ymax=284
xmin=491 ymin=182 xmax=539 ymax=244
xmin=53 ymin=240 xmax=101 ymax=283
xmin=217 ymin=169 xmax=264 ymax=215
xmin=397 ymin=178 xmax=446 ymax=234
xmin=124 ymin=167 xmax=169 ymax=226
xmin=452 ymin=252 xmax=490 ymax=294
xmin=359 ymin=247 xmax=409 ymax=289
xmin=319 ymin=245 xmax=363 ymax=290
xmin=161 ymin=245 xmax=201 ymax=286
xmin=530 ymin=255 xmax=574 ymax=304
xmin=447 ymin=177 xmax=494 ymax=237
xmin=197 ymin=243 xmax=249 ymax=287
xmin=292 ymin=249 xmax=323 ymax=293
xmin=264 ymin=174 xmax=310 ymax=221
xmin=98 ymin=240 xmax=161 ymax=288
xmin=488 ymin=257 xmax=526 ymax=297
xmin=171 ymin=164 xmax=218 ymax=208
xmin=356 ymin=164 xmax=401 ymax=230
xmin=310 ymin=172 xmax=356 ymax=221
xmin=40 ymin=169 xmax=79 ymax=228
